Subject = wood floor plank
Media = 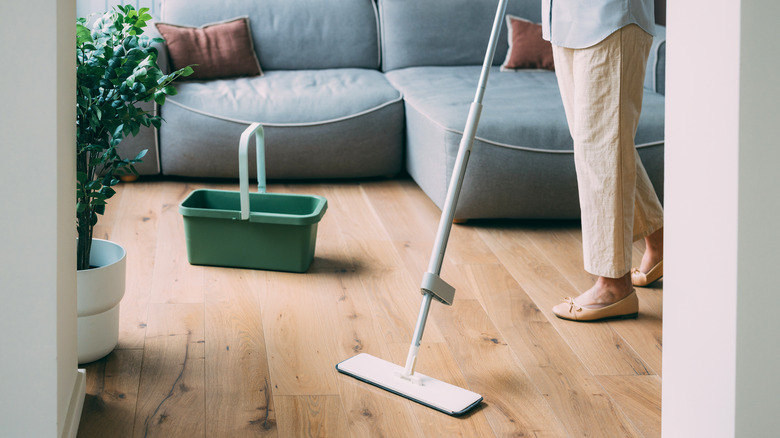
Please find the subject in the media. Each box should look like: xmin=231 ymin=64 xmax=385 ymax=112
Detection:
xmin=362 ymin=180 xmax=495 ymax=303
xmin=463 ymin=264 xmax=643 ymax=437
xmin=305 ymin=186 xmax=395 ymax=362
xmin=359 ymin=180 xmax=436 ymax=285
xmin=148 ymin=182 xmax=205 ymax=304
xmin=78 ymin=349 xmax=143 ymax=438
xmin=134 ymin=303 xmax=205 ymax=438
xmin=322 ymin=183 xmax=399 ymax=271
xmin=337 ymin=375 xmax=427 ymax=438
xmin=598 ymin=375 xmax=662 ymax=438
xmin=396 ymin=178 xmax=502 ymax=267
xmin=430 ymin=298 xmax=569 ymax=437
xmin=325 ymin=183 xmax=445 ymax=346
xmin=112 ymin=181 xmax=165 ymax=349
xmin=261 ymin=271 xmax=341 ymax=396
xmin=274 ymin=396 xmax=349 ymax=438
xmin=204 ymin=267 xmax=277 ymax=437
xmin=478 ymin=223 xmax=653 ymax=377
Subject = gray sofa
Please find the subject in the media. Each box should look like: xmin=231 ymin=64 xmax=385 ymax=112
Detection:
xmin=122 ymin=0 xmax=666 ymax=219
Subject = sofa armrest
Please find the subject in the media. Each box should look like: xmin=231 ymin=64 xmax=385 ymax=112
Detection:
xmin=645 ymin=24 xmax=666 ymax=95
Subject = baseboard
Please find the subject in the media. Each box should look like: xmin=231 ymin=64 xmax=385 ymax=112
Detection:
xmin=61 ymin=369 xmax=87 ymax=438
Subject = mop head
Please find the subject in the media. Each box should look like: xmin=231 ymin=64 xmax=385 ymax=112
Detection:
xmin=336 ymin=353 xmax=482 ymax=416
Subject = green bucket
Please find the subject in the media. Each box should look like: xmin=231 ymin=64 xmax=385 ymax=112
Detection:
xmin=179 ymin=123 xmax=327 ymax=272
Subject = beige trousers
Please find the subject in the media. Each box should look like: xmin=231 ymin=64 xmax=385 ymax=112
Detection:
xmin=552 ymin=24 xmax=664 ymax=278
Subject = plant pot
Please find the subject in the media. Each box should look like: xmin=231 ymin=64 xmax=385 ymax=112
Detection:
xmin=77 ymin=238 xmax=126 ymax=364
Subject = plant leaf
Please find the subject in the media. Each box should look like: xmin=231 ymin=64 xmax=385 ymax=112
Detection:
xmin=76 ymin=24 xmax=93 ymax=45
xmin=154 ymin=92 xmax=166 ymax=106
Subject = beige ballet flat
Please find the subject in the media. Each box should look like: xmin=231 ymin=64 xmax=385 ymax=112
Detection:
xmin=552 ymin=290 xmax=639 ymax=322
xmin=631 ymin=260 xmax=663 ymax=287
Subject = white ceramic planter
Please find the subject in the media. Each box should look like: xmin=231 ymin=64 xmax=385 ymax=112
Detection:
xmin=77 ymin=238 xmax=126 ymax=364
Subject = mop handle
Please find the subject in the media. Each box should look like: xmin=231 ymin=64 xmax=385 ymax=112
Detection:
xmin=404 ymin=0 xmax=509 ymax=378
xmin=427 ymin=0 xmax=508 ymax=275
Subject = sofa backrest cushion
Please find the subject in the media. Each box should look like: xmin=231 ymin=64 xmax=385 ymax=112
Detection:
xmin=161 ymin=0 xmax=380 ymax=71
xmin=379 ymin=0 xmax=542 ymax=72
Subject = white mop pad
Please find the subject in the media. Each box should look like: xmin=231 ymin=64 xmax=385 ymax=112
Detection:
xmin=337 ymin=353 xmax=482 ymax=416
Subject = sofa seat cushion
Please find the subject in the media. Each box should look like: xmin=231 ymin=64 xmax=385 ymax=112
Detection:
xmin=385 ymin=66 xmax=665 ymax=219
xmin=160 ymin=68 xmax=405 ymax=178
xmin=168 ymin=69 xmax=400 ymax=124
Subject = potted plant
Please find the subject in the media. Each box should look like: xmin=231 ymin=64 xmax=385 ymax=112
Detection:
xmin=76 ymin=5 xmax=192 ymax=363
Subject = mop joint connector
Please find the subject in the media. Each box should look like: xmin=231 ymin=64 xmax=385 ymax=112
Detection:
xmin=420 ymin=272 xmax=455 ymax=305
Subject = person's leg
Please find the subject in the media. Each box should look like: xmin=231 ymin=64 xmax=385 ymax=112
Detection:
xmin=632 ymin=227 xmax=664 ymax=286
xmin=641 ymin=227 xmax=663 ymax=271
xmin=632 ymin=147 xmax=664 ymax=280
xmin=552 ymin=25 xmax=653 ymax=318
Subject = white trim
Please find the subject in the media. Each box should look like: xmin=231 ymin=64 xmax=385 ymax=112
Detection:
xmin=60 ymin=369 xmax=86 ymax=438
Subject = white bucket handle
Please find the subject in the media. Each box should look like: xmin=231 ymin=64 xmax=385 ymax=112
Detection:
xmin=238 ymin=122 xmax=266 ymax=220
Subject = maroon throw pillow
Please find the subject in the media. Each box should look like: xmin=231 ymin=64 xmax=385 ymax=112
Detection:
xmin=500 ymin=15 xmax=555 ymax=71
xmin=155 ymin=17 xmax=263 ymax=80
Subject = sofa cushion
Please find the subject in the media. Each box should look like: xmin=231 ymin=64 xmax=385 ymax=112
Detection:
xmin=379 ymin=0 xmax=541 ymax=71
xmin=155 ymin=17 xmax=263 ymax=80
xmin=161 ymin=0 xmax=380 ymax=70
xmin=160 ymin=69 xmax=404 ymax=179
xmin=386 ymin=66 xmax=665 ymax=218
xmin=387 ymin=67 xmax=573 ymax=150
xmin=166 ymin=69 xmax=399 ymax=124
xmin=500 ymin=15 xmax=554 ymax=71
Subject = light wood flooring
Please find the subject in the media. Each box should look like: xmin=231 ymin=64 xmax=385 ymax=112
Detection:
xmin=77 ymin=177 xmax=662 ymax=438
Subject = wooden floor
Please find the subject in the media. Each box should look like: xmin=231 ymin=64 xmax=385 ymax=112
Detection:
xmin=77 ymin=178 xmax=662 ymax=438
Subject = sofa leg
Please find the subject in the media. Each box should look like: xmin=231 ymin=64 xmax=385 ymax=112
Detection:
xmin=452 ymin=218 xmax=468 ymax=225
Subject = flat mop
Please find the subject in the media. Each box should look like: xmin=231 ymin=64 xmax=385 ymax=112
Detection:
xmin=336 ymin=0 xmax=509 ymax=416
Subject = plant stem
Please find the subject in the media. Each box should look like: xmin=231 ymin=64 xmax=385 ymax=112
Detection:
xmin=77 ymin=219 xmax=93 ymax=270
xmin=76 ymin=142 xmax=93 ymax=271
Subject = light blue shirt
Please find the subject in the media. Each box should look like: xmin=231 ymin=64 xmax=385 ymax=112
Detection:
xmin=541 ymin=0 xmax=655 ymax=49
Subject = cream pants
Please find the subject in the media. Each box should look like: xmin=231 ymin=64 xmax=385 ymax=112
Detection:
xmin=552 ymin=24 xmax=664 ymax=278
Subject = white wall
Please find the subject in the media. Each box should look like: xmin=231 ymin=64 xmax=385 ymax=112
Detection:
xmin=0 ymin=0 xmax=82 ymax=436
xmin=77 ymin=0 xmax=161 ymax=20
xmin=734 ymin=0 xmax=780 ymax=435
xmin=664 ymin=0 xmax=780 ymax=436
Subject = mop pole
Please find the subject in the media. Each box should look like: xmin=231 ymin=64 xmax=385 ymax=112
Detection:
xmin=403 ymin=0 xmax=509 ymax=378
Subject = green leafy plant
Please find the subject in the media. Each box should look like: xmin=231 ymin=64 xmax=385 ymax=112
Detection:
xmin=76 ymin=5 xmax=192 ymax=270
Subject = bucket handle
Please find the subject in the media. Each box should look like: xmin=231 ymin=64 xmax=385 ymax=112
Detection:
xmin=238 ymin=122 xmax=266 ymax=220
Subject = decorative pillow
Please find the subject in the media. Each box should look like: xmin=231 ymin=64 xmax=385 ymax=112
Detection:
xmin=500 ymin=15 xmax=555 ymax=71
xmin=155 ymin=17 xmax=263 ymax=80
